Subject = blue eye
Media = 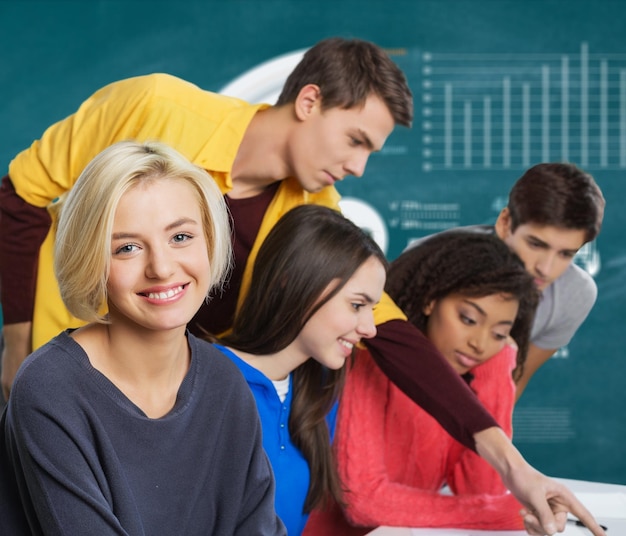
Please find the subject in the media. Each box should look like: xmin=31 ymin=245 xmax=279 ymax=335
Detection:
xmin=172 ymin=233 xmax=192 ymax=243
xmin=114 ymin=243 xmax=138 ymax=255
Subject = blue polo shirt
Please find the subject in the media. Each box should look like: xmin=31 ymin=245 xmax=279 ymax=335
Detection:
xmin=215 ymin=345 xmax=337 ymax=536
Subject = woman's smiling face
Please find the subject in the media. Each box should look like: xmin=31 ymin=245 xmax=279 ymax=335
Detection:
xmin=293 ymin=255 xmax=386 ymax=371
xmin=106 ymin=178 xmax=211 ymax=333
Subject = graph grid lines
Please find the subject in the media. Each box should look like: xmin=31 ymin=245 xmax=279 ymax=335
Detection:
xmin=420 ymin=42 xmax=626 ymax=172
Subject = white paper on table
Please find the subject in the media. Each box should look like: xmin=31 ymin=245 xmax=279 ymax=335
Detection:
xmin=409 ymin=530 xmax=527 ymax=536
xmin=407 ymin=526 xmax=589 ymax=536
xmin=573 ymin=491 xmax=626 ymax=518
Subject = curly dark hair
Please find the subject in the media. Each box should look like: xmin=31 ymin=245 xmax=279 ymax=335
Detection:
xmin=388 ymin=231 xmax=540 ymax=380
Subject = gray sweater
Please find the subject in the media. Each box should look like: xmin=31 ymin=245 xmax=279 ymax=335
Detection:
xmin=1 ymin=331 xmax=286 ymax=536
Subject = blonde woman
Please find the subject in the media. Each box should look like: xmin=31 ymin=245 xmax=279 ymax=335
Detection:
xmin=0 ymin=140 xmax=285 ymax=535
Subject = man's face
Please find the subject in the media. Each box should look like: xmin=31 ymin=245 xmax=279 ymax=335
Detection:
xmin=288 ymin=88 xmax=396 ymax=193
xmin=496 ymin=210 xmax=587 ymax=291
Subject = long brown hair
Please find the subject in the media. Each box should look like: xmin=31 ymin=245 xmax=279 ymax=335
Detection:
xmin=221 ymin=205 xmax=387 ymax=512
xmin=388 ymin=231 xmax=539 ymax=380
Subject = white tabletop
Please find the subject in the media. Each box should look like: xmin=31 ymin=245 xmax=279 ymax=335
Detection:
xmin=366 ymin=478 xmax=626 ymax=535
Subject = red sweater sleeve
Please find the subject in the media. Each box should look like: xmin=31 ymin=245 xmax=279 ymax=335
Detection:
xmin=365 ymin=319 xmax=497 ymax=451
xmin=447 ymin=345 xmax=518 ymax=497
xmin=0 ymin=175 xmax=51 ymax=323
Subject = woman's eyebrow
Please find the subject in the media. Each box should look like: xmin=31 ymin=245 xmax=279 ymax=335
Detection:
xmin=462 ymin=299 xmax=515 ymax=326
xmin=112 ymin=218 xmax=199 ymax=239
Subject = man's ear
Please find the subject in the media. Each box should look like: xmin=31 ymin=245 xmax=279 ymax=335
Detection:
xmin=423 ymin=299 xmax=435 ymax=316
xmin=294 ymin=84 xmax=322 ymax=121
xmin=495 ymin=207 xmax=512 ymax=240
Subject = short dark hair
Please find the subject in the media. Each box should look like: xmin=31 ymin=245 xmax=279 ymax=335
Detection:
xmin=388 ymin=231 xmax=539 ymax=381
xmin=508 ymin=163 xmax=605 ymax=243
xmin=276 ymin=37 xmax=413 ymax=127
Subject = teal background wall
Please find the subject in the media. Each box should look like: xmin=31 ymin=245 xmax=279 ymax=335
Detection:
xmin=2 ymin=0 xmax=624 ymax=484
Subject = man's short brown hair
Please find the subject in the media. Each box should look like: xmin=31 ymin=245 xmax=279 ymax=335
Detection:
xmin=276 ymin=37 xmax=413 ymax=127
xmin=508 ymin=163 xmax=605 ymax=243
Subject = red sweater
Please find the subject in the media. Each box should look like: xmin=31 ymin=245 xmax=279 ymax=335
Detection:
xmin=305 ymin=346 xmax=524 ymax=534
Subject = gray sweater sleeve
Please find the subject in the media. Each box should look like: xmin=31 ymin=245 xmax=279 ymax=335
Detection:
xmin=531 ymin=263 xmax=598 ymax=349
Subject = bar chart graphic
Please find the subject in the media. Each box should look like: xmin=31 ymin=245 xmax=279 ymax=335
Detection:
xmin=420 ymin=42 xmax=626 ymax=172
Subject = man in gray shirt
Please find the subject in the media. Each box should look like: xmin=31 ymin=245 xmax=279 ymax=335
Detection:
xmin=407 ymin=163 xmax=605 ymax=400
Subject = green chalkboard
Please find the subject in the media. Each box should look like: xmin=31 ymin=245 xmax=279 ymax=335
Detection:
xmin=1 ymin=0 xmax=624 ymax=485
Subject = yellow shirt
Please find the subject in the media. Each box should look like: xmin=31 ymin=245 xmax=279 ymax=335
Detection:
xmin=9 ymin=73 xmax=405 ymax=348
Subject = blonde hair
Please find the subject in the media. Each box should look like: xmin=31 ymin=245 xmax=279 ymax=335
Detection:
xmin=54 ymin=140 xmax=232 ymax=322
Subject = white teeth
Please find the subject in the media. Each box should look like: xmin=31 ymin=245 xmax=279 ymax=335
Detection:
xmin=147 ymin=286 xmax=183 ymax=300
xmin=339 ymin=339 xmax=354 ymax=350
